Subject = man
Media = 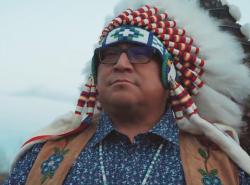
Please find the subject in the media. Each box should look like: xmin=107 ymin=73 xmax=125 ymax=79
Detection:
xmin=4 ymin=0 xmax=250 ymax=184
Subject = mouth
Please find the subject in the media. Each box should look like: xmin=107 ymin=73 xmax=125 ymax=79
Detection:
xmin=110 ymin=79 xmax=134 ymax=85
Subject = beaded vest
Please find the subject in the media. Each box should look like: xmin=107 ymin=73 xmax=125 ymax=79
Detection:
xmin=25 ymin=120 xmax=239 ymax=185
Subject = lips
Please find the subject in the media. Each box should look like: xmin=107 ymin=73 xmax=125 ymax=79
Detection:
xmin=110 ymin=79 xmax=134 ymax=85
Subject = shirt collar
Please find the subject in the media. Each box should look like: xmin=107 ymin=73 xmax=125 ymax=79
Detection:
xmin=149 ymin=109 xmax=179 ymax=146
xmin=89 ymin=109 xmax=179 ymax=147
xmin=89 ymin=111 xmax=114 ymax=147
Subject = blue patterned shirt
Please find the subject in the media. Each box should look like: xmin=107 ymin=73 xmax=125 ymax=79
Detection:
xmin=4 ymin=110 xmax=250 ymax=185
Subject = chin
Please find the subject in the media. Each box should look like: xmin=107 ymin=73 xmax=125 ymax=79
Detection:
xmin=98 ymin=85 xmax=142 ymax=109
xmin=105 ymin=92 xmax=140 ymax=108
xmin=112 ymin=94 xmax=138 ymax=105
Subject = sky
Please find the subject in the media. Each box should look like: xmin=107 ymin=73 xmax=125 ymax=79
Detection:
xmin=0 ymin=0 xmax=250 ymax=172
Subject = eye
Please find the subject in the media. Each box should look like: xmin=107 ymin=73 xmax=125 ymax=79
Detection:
xmin=99 ymin=47 xmax=121 ymax=64
xmin=129 ymin=47 xmax=153 ymax=63
xmin=102 ymin=48 xmax=119 ymax=59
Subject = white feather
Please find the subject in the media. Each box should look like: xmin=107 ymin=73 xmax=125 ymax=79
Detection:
xmin=176 ymin=117 xmax=202 ymax=134
xmin=228 ymin=4 xmax=241 ymax=21
xmin=193 ymin=85 xmax=244 ymax=134
xmin=204 ymin=63 xmax=250 ymax=104
xmin=220 ymin=0 xmax=228 ymax=5
xmin=241 ymin=23 xmax=250 ymax=40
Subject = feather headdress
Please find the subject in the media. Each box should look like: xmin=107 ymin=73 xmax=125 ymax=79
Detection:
xmin=14 ymin=0 xmax=250 ymax=174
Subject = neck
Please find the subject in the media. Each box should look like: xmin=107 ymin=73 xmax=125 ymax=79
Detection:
xmin=106 ymin=105 xmax=166 ymax=142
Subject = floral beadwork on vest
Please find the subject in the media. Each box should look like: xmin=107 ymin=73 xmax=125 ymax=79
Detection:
xmin=197 ymin=135 xmax=223 ymax=185
xmin=40 ymin=139 xmax=70 ymax=184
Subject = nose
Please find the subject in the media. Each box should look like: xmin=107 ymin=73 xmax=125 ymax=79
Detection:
xmin=113 ymin=52 xmax=133 ymax=72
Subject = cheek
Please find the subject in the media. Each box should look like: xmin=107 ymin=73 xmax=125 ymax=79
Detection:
xmin=96 ymin=65 xmax=108 ymax=87
xmin=139 ymin=63 xmax=163 ymax=87
xmin=96 ymin=66 xmax=110 ymax=99
xmin=96 ymin=82 xmax=105 ymax=104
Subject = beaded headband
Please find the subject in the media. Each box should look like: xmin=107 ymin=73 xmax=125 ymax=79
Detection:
xmin=92 ymin=25 xmax=174 ymax=88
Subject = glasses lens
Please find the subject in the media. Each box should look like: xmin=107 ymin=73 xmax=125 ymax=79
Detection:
xmin=128 ymin=47 xmax=154 ymax=63
xmin=98 ymin=45 xmax=156 ymax=64
xmin=99 ymin=47 xmax=120 ymax=64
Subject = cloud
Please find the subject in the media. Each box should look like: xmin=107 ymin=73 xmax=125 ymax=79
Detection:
xmin=11 ymin=86 xmax=76 ymax=103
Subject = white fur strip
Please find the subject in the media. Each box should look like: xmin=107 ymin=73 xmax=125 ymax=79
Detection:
xmin=177 ymin=117 xmax=240 ymax=143
xmin=176 ymin=117 xmax=202 ymax=134
xmin=189 ymin=114 xmax=250 ymax=175
xmin=213 ymin=123 xmax=239 ymax=144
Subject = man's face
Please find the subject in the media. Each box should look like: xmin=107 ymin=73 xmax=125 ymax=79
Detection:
xmin=96 ymin=42 xmax=168 ymax=111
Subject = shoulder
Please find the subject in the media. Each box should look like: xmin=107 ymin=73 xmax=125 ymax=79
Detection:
xmin=4 ymin=113 xmax=98 ymax=185
xmin=4 ymin=143 xmax=44 ymax=185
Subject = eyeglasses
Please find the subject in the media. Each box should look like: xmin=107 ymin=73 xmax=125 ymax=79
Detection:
xmin=96 ymin=46 xmax=159 ymax=64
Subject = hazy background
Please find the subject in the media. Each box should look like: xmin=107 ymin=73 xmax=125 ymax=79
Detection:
xmin=0 ymin=0 xmax=249 ymax=172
